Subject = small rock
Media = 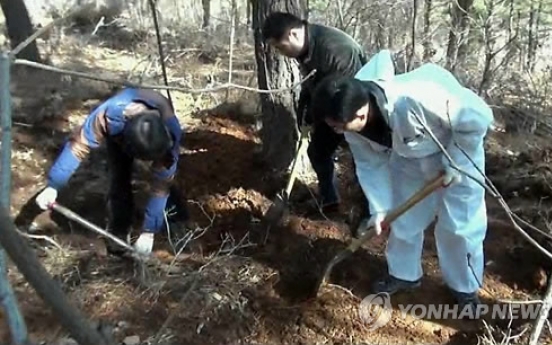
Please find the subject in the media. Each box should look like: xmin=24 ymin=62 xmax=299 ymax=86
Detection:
xmin=533 ymin=267 xmax=548 ymax=290
xmin=117 ymin=321 xmax=130 ymax=329
xmin=123 ymin=335 xmax=140 ymax=345
xmin=55 ymin=338 xmax=78 ymax=345
xmin=28 ymin=222 xmax=41 ymax=233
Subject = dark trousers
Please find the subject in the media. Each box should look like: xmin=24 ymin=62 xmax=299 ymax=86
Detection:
xmin=105 ymin=139 xmax=187 ymax=237
xmin=306 ymin=121 xmax=344 ymax=205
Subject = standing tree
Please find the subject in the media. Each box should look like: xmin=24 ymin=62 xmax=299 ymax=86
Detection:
xmin=445 ymin=0 xmax=474 ymax=73
xmin=422 ymin=0 xmax=433 ymax=61
xmin=252 ymin=0 xmax=307 ymax=173
xmin=247 ymin=0 xmax=252 ymax=29
xmin=0 ymin=0 xmax=41 ymax=62
xmin=202 ymin=0 xmax=211 ymax=29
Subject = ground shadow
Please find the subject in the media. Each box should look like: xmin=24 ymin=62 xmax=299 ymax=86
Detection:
xmin=193 ymin=101 xmax=260 ymax=129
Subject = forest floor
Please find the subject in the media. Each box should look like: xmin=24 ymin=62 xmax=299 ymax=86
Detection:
xmin=1 ymin=26 xmax=552 ymax=345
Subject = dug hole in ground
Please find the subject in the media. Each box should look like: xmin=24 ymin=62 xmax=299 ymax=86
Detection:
xmin=3 ymin=18 xmax=552 ymax=345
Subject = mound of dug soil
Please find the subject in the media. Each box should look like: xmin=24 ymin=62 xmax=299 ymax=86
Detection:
xmin=7 ymin=106 xmax=552 ymax=345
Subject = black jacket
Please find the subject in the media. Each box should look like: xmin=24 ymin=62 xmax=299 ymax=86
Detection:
xmin=297 ymin=24 xmax=367 ymax=125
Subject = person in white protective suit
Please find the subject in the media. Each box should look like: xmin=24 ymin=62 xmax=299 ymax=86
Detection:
xmin=309 ymin=50 xmax=494 ymax=311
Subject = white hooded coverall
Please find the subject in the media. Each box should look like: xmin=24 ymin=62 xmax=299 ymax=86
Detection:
xmin=345 ymin=50 xmax=494 ymax=293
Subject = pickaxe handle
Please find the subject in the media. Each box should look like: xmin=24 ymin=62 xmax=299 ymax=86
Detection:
xmin=50 ymin=202 xmax=136 ymax=253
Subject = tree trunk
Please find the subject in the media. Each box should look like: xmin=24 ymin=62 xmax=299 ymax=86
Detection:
xmin=454 ymin=0 xmax=473 ymax=67
xmin=422 ymin=0 xmax=433 ymax=61
xmin=517 ymin=10 xmax=523 ymax=69
xmin=252 ymin=0 xmax=306 ymax=173
xmin=478 ymin=0 xmax=495 ymax=95
xmin=202 ymin=0 xmax=211 ymax=29
xmin=508 ymin=0 xmax=515 ymax=40
xmin=406 ymin=0 xmax=418 ymax=71
xmin=527 ymin=0 xmax=535 ymax=70
xmin=376 ymin=17 xmax=386 ymax=49
xmin=529 ymin=0 xmax=543 ymax=72
xmin=247 ymin=0 xmax=252 ymax=29
xmin=445 ymin=0 xmax=473 ymax=72
xmin=0 ymin=0 xmax=40 ymax=62
xmin=535 ymin=0 xmax=543 ymax=50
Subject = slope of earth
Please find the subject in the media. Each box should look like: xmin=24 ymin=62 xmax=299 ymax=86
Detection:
xmin=1 ymin=32 xmax=551 ymax=345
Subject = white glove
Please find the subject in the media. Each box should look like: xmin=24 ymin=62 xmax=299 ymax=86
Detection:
xmin=357 ymin=212 xmax=387 ymax=237
xmin=443 ymin=166 xmax=461 ymax=187
xmin=36 ymin=186 xmax=58 ymax=210
xmin=133 ymin=232 xmax=154 ymax=255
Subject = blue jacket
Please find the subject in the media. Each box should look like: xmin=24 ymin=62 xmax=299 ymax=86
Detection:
xmin=47 ymin=88 xmax=182 ymax=233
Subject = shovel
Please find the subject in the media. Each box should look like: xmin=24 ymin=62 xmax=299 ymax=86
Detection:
xmin=263 ymin=126 xmax=311 ymax=226
xmin=49 ymin=202 xmax=137 ymax=254
xmin=311 ymin=172 xmax=450 ymax=298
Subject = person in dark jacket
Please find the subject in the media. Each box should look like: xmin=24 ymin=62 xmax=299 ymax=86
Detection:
xmin=262 ymin=12 xmax=367 ymax=215
xmin=35 ymin=88 xmax=189 ymax=255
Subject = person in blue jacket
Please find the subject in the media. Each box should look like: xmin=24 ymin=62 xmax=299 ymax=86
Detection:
xmin=35 ymin=88 xmax=188 ymax=255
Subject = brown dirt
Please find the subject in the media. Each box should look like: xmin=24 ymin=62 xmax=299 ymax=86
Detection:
xmin=1 ymin=35 xmax=551 ymax=345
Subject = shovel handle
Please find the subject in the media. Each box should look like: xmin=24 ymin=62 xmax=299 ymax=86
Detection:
xmin=347 ymin=172 xmax=447 ymax=252
xmin=284 ymin=127 xmax=310 ymax=197
xmin=383 ymin=172 xmax=447 ymax=227
xmin=50 ymin=202 xmax=136 ymax=253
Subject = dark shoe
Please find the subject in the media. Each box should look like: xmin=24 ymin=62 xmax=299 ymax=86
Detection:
xmin=167 ymin=219 xmax=195 ymax=239
xmin=104 ymin=237 xmax=127 ymax=256
xmin=104 ymin=226 xmax=130 ymax=256
xmin=372 ymin=274 xmax=421 ymax=295
xmin=164 ymin=199 xmax=193 ymax=240
xmin=451 ymin=290 xmax=483 ymax=319
xmin=165 ymin=190 xmax=190 ymax=224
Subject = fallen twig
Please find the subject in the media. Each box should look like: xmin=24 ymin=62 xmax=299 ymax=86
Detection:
xmin=151 ymin=275 xmax=199 ymax=345
xmin=16 ymin=228 xmax=66 ymax=253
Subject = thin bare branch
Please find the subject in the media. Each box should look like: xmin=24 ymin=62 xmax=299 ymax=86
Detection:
xmin=13 ymin=59 xmax=316 ymax=95
xmin=408 ymin=108 xmax=552 ymax=261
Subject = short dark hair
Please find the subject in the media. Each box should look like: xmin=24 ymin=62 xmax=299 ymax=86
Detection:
xmin=262 ymin=12 xmax=306 ymax=41
xmin=311 ymin=75 xmax=371 ymax=124
xmin=123 ymin=110 xmax=173 ymax=160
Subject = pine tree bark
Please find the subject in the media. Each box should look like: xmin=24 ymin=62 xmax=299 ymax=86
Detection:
xmin=252 ymin=0 xmax=307 ymax=173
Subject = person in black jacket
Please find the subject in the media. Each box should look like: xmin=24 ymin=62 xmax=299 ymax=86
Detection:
xmin=262 ymin=12 xmax=367 ymax=215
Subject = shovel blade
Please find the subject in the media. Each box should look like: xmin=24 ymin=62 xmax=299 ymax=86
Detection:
xmin=263 ymin=193 xmax=289 ymax=225
xmin=312 ymin=248 xmax=354 ymax=297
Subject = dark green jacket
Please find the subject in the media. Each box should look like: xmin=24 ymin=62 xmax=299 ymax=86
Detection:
xmin=297 ymin=23 xmax=367 ymax=125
